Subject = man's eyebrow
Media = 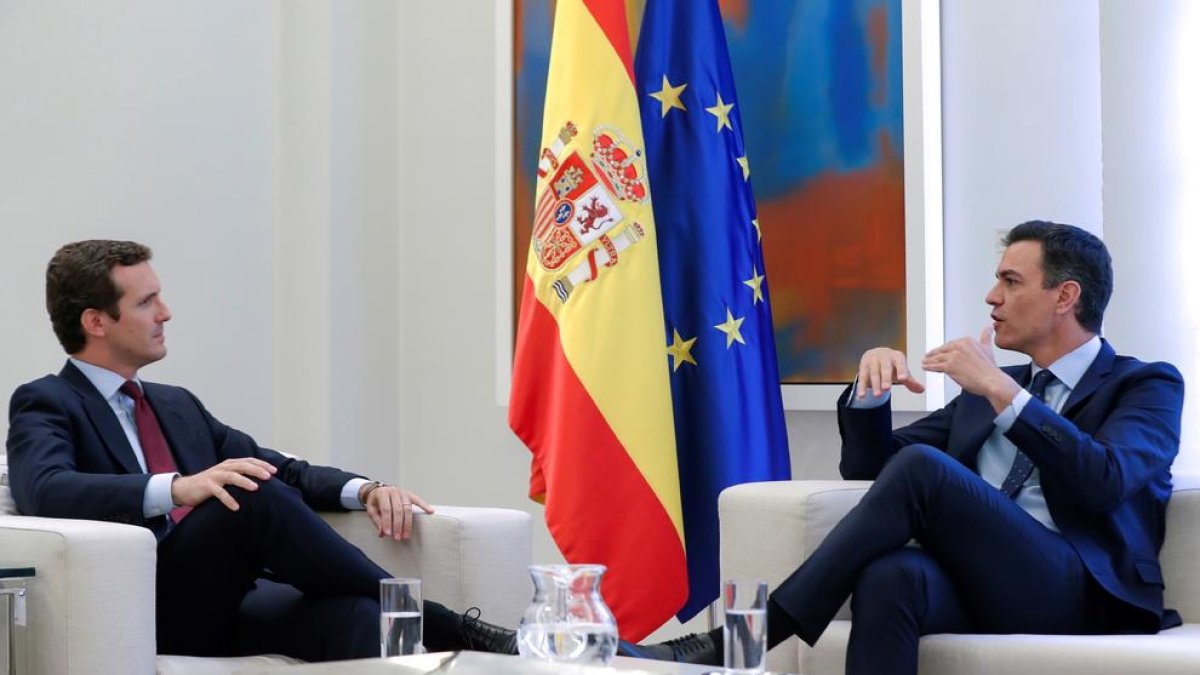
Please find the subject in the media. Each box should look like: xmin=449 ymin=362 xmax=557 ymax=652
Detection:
xmin=995 ymin=269 xmax=1023 ymax=280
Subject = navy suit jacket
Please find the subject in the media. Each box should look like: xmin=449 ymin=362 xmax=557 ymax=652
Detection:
xmin=7 ymin=361 xmax=361 ymax=534
xmin=837 ymin=340 xmax=1184 ymax=632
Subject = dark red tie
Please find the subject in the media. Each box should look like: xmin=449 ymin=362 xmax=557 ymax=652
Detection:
xmin=120 ymin=381 xmax=192 ymax=522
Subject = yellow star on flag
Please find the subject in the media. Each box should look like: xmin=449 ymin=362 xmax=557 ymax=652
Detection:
xmin=666 ymin=329 xmax=698 ymax=371
xmin=743 ymin=266 xmax=765 ymax=305
xmin=705 ymin=93 xmax=734 ymax=132
xmin=737 ymin=156 xmax=751 ymax=181
xmin=751 ymin=218 xmax=761 ymax=242
xmin=714 ymin=308 xmax=746 ymax=348
xmin=649 ymin=75 xmax=688 ymax=118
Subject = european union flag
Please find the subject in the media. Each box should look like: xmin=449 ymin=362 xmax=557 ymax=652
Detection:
xmin=634 ymin=0 xmax=792 ymax=620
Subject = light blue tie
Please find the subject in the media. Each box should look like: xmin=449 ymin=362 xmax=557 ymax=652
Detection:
xmin=1000 ymin=369 xmax=1056 ymax=498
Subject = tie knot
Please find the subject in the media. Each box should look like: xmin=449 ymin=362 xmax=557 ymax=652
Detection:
xmin=120 ymin=381 xmax=144 ymax=401
xmin=1029 ymin=369 xmax=1056 ymax=400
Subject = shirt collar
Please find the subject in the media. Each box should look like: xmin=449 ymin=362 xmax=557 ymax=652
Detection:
xmin=68 ymin=357 xmax=141 ymax=401
xmin=1032 ymin=335 xmax=1102 ymax=391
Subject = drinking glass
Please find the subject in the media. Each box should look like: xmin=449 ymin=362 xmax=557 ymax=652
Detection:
xmin=723 ymin=579 xmax=768 ymax=674
xmin=380 ymin=577 xmax=423 ymax=657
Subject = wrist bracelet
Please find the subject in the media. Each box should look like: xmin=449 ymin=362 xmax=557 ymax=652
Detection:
xmin=359 ymin=480 xmax=386 ymax=506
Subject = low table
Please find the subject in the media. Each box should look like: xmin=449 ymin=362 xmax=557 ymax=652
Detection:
xmin=235 ymin=650 xmax=735 ymax=674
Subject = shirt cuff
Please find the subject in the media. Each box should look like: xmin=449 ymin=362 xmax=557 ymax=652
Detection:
xmin=341 ymin=478 xmax=371 ymax=510
xmin=847 ymin=376 xmax=890 ymax=409
xmin=995 ymin=389 xmax=1031 ymax=433
xmin=143 ymin=472 xmax=179 ymax=518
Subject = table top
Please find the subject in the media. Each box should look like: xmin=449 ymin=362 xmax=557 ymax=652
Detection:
xmin=234 ymin=650 xmax=734 ymax=675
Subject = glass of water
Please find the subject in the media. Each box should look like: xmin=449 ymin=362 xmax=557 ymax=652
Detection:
xmin=723 ymin=579 xmax=768 ymax=674
xmin=380 ymin=577 xmax=423 ymax=657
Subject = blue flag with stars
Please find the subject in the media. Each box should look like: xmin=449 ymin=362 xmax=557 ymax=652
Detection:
xmin=634 ymin=0 xmax=792 ymax=620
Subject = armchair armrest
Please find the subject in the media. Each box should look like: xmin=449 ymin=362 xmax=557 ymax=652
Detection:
xmin=320 ymin=505 xmax=532 ymax=626
xmin=0 ymin=515 xmax=157 ymax=675
xmin=719 ymin=480 xmax=871 ymax=590
xmin=719 ymin=481 xmax=870 ymax=674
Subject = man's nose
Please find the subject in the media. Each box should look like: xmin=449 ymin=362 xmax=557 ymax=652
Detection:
xmin=984 ymin=284 xmax=1001 ymax=306
xmin=158 ymin=301 xmax=172 ymax=322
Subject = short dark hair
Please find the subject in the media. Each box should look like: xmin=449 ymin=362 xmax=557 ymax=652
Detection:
xmin=1002 ymin=221 xmax=1112 ymax=333
xmin=46 ymin=240 xmax=153 ymax=354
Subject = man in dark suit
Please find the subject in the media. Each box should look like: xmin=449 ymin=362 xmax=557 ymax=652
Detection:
xmin=625 ymin=221 xmax=1184 ymax=674
xmin=7 ymin=240 xmax=519 ymax=661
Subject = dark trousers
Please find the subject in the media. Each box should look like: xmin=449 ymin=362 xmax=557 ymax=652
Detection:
xmin=771 ymin=445 xmax=1105 ymax=675
xmin=155 ymin=478 xmax=464 ymax=661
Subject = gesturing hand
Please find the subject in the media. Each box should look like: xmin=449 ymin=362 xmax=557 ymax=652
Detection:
xmin=922 ymin=325 xmax=1020 ymax=411
xmin=171 ymin=457 xmax=277 ymax=511
xmin=856 ymin=347 xmax=926 ymax=399
xmin=364 ymin=485 xmax=434 ymax=541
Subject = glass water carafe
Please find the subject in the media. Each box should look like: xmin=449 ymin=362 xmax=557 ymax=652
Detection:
xmin=516 ymin=564 xmax=618 ymax=665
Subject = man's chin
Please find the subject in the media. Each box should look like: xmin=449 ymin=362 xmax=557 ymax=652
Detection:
xmin=142 ymin=347 xmax=167 ymax=365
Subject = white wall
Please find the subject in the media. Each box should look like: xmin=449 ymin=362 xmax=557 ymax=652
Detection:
xmin=1099 ymin=0 xmax=1200 ymax=475
xmin=0 ymin=1 xmax=277 ymax=442
xmin=941 ymin=0 xmax=1103 ymax=373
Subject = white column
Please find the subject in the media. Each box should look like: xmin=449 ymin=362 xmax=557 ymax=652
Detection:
xmin=1099 ymin=0 xmax=1200 ymax=475
xmin=273 ymin=0 xmax=404 ymax=478
xmin=274 ymin=0 xmax=333 ymax=464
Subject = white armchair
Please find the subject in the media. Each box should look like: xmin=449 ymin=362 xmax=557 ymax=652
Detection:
xmin=720 ymin=479 xmax=1200 ymax=675
xmin=0 ymin=503 xmax=533 ymax=675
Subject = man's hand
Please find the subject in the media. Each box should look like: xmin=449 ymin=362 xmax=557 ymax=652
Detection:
xmin=363 ymin=485 xmax=434 ymax=541
xmin=171 ymin=458 xmax=277 ymax=511
xmin=856 ymin=347 xmax=926 ymax=398
xmin=922 ymin=326 xmax=1021 ymax=412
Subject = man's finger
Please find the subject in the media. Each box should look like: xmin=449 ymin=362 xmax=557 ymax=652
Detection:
xmin=409 ymin=492 xmax=434 ymax=515
xmin=236 ymin=459 xmax=275 ymax=479
xmin=222 ymin=459 xmax=274 ymax=479
xmin=213 ymin=486 xmax=239 ymax=511
xmin=980 ymin=324 xmax=994 ymax=348
xmin=399 ymin=497 xmax=413 ymax=540
xmin=223 ymin=471 xmax=259 ymax=492
xmin=879 ymin=359 xmax=894 ymax=393
xmin=366 ymin=499 xmax=384 ymax=534
xmin=380 ymin=490 xmax=399 ymax=538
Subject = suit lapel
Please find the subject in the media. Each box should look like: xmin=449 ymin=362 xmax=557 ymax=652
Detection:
xmin=1062 ymin=339 xmax=1116 ymax=416
xmin=955 ymin=364 xmax=1031 ymax=463
xmin=59 ymin=361 xmax=143 ymax=475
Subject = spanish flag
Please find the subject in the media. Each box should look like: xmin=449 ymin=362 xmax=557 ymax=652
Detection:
xmin=508 ymin=0 xmax=687 ymax=641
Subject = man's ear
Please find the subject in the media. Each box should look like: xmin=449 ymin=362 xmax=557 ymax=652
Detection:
xmin=1056 ymin=280 xmax=1082 ymax=316
xmin=79 ymin=308 xmax=107 ymax=340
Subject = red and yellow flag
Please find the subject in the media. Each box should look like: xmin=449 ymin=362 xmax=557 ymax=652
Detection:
xmin=508 ymin=0 xmax=687 ymax=641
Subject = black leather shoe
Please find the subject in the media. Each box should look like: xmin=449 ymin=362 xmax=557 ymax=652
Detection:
xmin=617 ymin=632 xmax=719 ymax=665
xmin=457 ymin=607 xmax=518 ymax=654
